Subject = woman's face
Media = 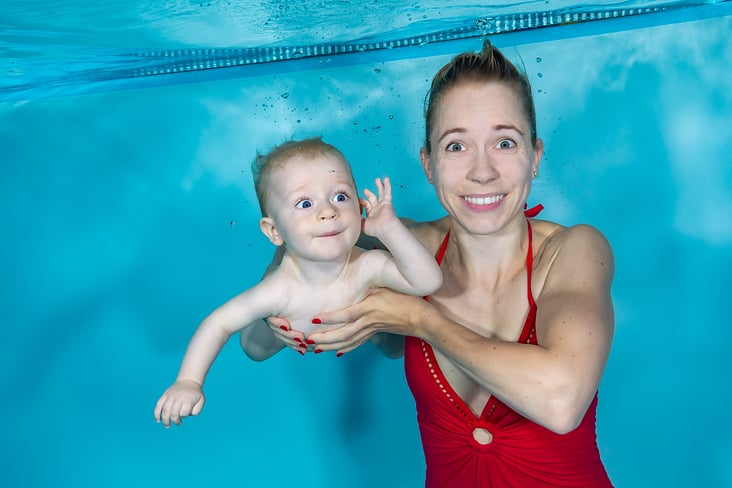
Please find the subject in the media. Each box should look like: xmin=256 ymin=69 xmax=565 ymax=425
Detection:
xmin=421 ymin=81 xmax=543 ymax=236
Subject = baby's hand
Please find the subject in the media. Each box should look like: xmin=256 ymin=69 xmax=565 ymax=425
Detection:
xmin=360 ymin=177 xmax=399 ymax=238
xmin=154 ymin=379 xmax=205 ymax=428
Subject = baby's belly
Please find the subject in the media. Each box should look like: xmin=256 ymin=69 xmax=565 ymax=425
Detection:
xmin=285 ymin=309 xmax=348 ymax=336
xmin=282 ymin=290 xmax=364 ymax=336
xmin=288 ymin=317 xmax=341 ymax=336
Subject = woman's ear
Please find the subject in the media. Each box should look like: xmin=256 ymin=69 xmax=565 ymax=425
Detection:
xmin=259 ymin=217 xmax=284 ymax=246
xmin=532 ymin=138 xmax=544 ymax=176
xmin=420 ymin=146 xmax=433 ymax=184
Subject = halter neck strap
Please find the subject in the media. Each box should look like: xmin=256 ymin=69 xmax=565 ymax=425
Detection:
xmin=524 ymin=203 xmax=544 ymax=218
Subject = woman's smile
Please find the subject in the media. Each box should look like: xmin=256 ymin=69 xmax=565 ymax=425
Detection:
xmin=462 ymin=193 xmax=506 ymax=209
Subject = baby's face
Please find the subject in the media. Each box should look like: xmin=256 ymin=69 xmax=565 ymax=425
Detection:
xmin=264 ymin=154 xmax=361 ymax=262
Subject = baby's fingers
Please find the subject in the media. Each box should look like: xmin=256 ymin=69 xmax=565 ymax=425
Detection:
xmin=170 ymin=395 xmax=197 ymax=426
xmin=154 ymin=398 xmax=166 ymax=426
xmin=156 ymin=397 xmax=175 ymax=428
xmin=378 ymin=177 xmax=392 ymax=201
xmin=361 ymin=188 xmax=378 ymax=209
xmin=359 ymin=197 xmax=371 ymax=215
xmin=155 ymin=394 xmax=181 ymax=427
xmin=191 ymin=397 xmax=205 ymax=416
xmin=178 ymin=396 xmax=204 ymax=420
xmin=154 ymin=395 xmax=165 ymax=422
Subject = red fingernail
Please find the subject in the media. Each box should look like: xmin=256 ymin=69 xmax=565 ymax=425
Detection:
xmin=314 ymin=349 xmax=323 ymax=354
xmin=299 ymin=342 xmax=307 ymax=348
xmin=279 ymin=325 xmax=289 ymax=331
xmin=306 ymin=339 xmax=316 ymax=345
xmin=336 ymin=352 xmax=344 ymax=358
xmin=293 ymin=337 xmax=302 ymax=343
xmin=311 ymin=318 xmax=322 ymax=324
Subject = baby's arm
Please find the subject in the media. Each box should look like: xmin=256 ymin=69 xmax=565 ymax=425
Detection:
xmin=238 ymin=247 xmax=307 ymax=360
xmin=154 ymin=282 xmax=278 ymax=427
xmin=239 ymin=246 xmax=290 ymax=360
xmin=361 ymin=177 xmax=442 ymax=296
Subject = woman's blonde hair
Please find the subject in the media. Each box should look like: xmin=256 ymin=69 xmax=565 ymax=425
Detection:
xmin=423 ymin=39 xmax=537 ymax=152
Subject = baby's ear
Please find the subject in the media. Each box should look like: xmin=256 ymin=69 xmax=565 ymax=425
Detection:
xmin=259 ymin=217 xmax=284 ymax=246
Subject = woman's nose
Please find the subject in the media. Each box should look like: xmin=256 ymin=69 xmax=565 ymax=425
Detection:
xmin=467 ymin=151 xmax=498 ymax=183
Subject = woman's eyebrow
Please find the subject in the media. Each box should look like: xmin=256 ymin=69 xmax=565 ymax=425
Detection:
xmin=438 ymin=124 xmax=524 ymax=142
xmin=495 ymin=124 xmax=524 ymax=135
xmin=437 ymin=127 xmax=466 ymax=142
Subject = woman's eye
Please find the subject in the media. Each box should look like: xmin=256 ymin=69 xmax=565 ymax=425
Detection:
xmin=333 ymin=192 xmax=349 ymax=203
xmin=446 ymin=142 xmax=465 ymax=152
xmin=295 ymin=199 xmax=313 ymax=209
xmin=496 ymin=139 xmax=516 ymax=149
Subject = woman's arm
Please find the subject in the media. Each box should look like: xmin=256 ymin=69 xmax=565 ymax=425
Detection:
xmin=311 ymin=225 xmax=614 ymax=434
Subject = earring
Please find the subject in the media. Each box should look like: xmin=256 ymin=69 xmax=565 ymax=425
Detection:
xmin=532 ymin=169 xmax=538 ymax=178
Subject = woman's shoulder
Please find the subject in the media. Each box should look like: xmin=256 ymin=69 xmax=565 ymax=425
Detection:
xmin=534 ymin=220 xmax=611 ymax=252
xmin=404 ymin=216 xmax=451 ymax=252
xmin=533 ymin=219 xmax=614 ymax=278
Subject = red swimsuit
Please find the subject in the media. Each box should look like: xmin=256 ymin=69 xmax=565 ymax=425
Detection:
xmin=404 ymin=211 xmax=613 ymax=487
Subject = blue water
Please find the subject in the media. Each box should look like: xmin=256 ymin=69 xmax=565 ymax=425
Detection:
xmin=1 ymin=2 xmax=731 ymax=487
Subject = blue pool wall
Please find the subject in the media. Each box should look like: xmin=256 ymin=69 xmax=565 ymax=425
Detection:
xmin=1 ymin=13 xmax=731 ymax=488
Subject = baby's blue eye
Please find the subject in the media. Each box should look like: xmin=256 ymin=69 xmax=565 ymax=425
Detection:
xmin=296 ymin=199 xmax=313 ymax=209
xmin=333 ymin=192 xmax=349 ymax=202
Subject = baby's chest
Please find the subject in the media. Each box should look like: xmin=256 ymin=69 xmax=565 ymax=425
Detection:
xmin=279 ymin=284 xmax=367 ymax=335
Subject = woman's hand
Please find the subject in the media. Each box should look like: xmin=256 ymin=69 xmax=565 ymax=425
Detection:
xmin=265 ymin=317 xmax=310 ymax=355
xmin=308 ymin=288 xmax=432 ymax=355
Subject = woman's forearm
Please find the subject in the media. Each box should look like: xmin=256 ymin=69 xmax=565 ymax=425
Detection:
xmin=415 ymin=304 xmax=610 ymax=434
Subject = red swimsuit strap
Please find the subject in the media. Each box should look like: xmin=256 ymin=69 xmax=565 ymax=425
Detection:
xmin=526 ymin=216 xmax=536 ymax=309
xmin=435 ymin=229 xmax=450 ymax=264
xmin=524 ymin=203 xmax=544 ymax=218
xmin=523 ymin=203 xmax=542 ymax=308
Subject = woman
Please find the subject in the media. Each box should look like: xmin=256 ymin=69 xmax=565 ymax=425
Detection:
xmin=263 ymin=40 xmax=615 ymax=486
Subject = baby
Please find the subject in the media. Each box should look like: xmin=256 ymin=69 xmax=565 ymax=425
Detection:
xmin=154 ymin=137 xmax=442 ymax=427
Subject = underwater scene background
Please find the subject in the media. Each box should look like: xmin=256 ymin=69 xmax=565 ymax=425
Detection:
xmin=2 ymin=2 xmax=731 ymax=486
